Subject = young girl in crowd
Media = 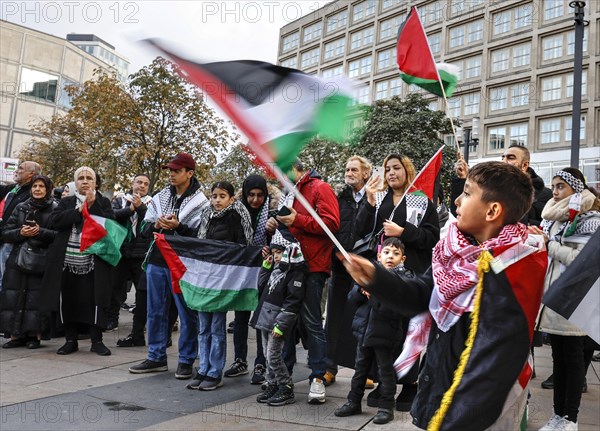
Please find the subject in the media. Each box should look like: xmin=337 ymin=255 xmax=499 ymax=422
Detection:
xmin=335 ymin=237 xmax=413 ymax=425
xmin=533 ymin=168 xmax=600 ymax=431
xmin=187 ymin=181 xmax=254 ymax=391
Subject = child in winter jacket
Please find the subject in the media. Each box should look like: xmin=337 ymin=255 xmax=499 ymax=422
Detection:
xmin=335 ymin=237 xmax=412 ymax=425
xmin=251 ymin=229 xmax=306 ymax=406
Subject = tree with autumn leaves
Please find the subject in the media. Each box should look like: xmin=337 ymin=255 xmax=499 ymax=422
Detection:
xmin=21 ymin=57 xmax=237 ymax=192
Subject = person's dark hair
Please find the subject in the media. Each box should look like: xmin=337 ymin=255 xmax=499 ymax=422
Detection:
xmin=468 ymin=161 xmax=533 ymax=225
xmin=211 ymin=181 xmax=235 ymax=197
xmin=293 ymin=159 xmax=305 ymax=172
xmin=30 ymin=175 xmax=54 ymax=200
xmin=95 ymin=173 xmax=102 ymax=191
xmin=381 ymin=237 xmax=405 ymax=253
xmin=507 ymin=144 xmax=530 ymax=163
xmin=134 ymin=173 xmax=150 ymax=182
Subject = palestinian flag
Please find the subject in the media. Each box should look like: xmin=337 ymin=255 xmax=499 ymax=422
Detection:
xmin=409 ymin=145 xmax=444 ymax=200
xmin=80 ymin=204 xmax=127 ymax=266
xmin=397 ymin=7 xmax=459 ymax=97
xmin=146 ymin=40 xmax=357 ymax=172
xmin=543 ymin=229 xmax=600 ymax=344
xmin=154 ymin=234 xmax=263 ymax=312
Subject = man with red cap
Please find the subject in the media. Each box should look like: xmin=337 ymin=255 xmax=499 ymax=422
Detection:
xmin=129 ymin=153 xmax=209 ymax=380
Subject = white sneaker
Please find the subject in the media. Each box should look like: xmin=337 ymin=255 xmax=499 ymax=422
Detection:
xmin=307 ymin=378 xmax=326 ymax=404
xmin=540 ymin=414 xmax=563 ymax=430
xmin=557 ymin=417 xmax=577 ymax=431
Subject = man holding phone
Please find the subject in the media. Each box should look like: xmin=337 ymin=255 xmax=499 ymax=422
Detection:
xmin=129 ymin=153 xmax=208 ymax=379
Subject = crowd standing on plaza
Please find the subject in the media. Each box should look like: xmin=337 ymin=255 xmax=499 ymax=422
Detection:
xmin=0 ymin=148 xmax=599 ymax=430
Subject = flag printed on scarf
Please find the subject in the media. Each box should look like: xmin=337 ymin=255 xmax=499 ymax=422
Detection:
xmin=145 ymin=40 xmax=358 ymax=172
xmin=543 ymin=229 xmax=600 ymax=344
xmin=397 ymin=7 xmax=459 ymax=97
xmin=154 ymin=234 xmax=263 ymax=312
xmin=80 ymin=204 xmax=127 ymax=266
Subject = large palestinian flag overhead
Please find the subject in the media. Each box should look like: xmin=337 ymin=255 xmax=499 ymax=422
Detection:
xmin=146 ymin=40 xmax=357 ymax=172
xmin=154 ymin=234 xmax=263 ymax=312
xmin=543 ymin=229 xmax=600 ymax=344
xmin=397 ymin=7 xmax=459 ymax=97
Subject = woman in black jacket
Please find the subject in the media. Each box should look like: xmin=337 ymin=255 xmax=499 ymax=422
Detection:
xmin=0 ymin=175 xmax=57 ymax=349
xmin=40 ymin=167 xmax=115 ymax=356
xmin=355 ymin=154 xmax=439 ymax=274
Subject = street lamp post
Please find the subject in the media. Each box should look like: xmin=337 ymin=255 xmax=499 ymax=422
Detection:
xmin=570 ymin=1 xmax=586 ymax=168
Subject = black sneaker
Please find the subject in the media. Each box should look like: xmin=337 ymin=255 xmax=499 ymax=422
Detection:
xmin=334 ymin=401 xmax=362 ymax=417
xmin=373 ymin=408 xmax=394 ymax=424
xmin=251 ymin=364 xmax=266 ymax=385
xmin=175 ymin=363 xmax=193 ymax=379
xmin=257 ymin=383 xmax=278 ymax=403
xmin=105 ymin=318 xmax=119 ymax=331
xmin=267 ymin=385 xmax=295 ymax=406
xmin=186 ymin=370 xmax=206 ymax=390
xmin=198 ymin=376 xmax=223 ymax=391
xmin=129 ymin=359 xmax=168 ymax=374
xmin=541 ymin=374 xmax=554 ymax=389
xmin=90 ymin=341 xmax=111 ymax=356
xmin=224 ymin=358 xmax=248 ymax=377
xmin=56 ymin=340 xmax=78 ymax=355
xmin=117 ymin=334 xmax=145 ymax=347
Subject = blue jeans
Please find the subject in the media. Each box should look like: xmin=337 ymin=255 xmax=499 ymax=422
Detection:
xmin=198 ymin=311 xmax=226 ymax=379
xmin=146 ymin=264 xmax=198 ymax=364
xmin=300 ymin=272 xmax=329 ymax=381
xmin=0 ymin=243 xmax=13 ymax=292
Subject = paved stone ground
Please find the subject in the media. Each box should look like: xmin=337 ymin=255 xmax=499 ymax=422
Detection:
xmin=1 ymin=300 xmax=598 ymax=430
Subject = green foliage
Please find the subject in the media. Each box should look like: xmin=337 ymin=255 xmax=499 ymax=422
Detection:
xmin=21 ymin=57 xmax=238 ymax=193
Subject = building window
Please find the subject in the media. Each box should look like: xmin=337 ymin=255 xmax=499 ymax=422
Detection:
xmin=19 ymin=67 xmax=58 ymax=103
xmin=510 ymin=124 xmax=528 ymax=146
xmin=303 ymin=22 xmax=322 ymax=44
xmin=324 ymin=39 xmax=345 ymax=61
xmin=448 ymin=97 xmax=461 ymax=118
xmin=280 ymin=56 xmax=297 ymax=69
xmin=467 ymin=20 xmax=483 ymax=43
xmin=382 ymin=0 xmax=401 ymax=10
xmin=326 ymin=10 xmax=348 ymax=34
xmin=511 ymin=83 xmax=530 ymax=107
xmin=429 ymin=33 xmax=441 ymax=54
xmin=390 ymin=78 xmax=402 ymax=96
xmin=348 ymin=56 xmax=372 ymax=78
xmin=449 ymin=20 xmax=483 ymax=49
xmin=543 ymin=34 xmax=563 ymax=61
xmin=377 ymin=48 xmax=395 ymax=71
xmin=463 ymin=92 xmax=480 ymax=115
xmin=491 ymin=49 xmax=509 ymax=73
xmin=542 ymin=76 xmax=562 ymax=101
xmin=489 ymin=87 xmax=508 ymax=111
xmin=565 ymin=117 xmax=586 ymax=140
xmin=567 ymin=29 xmax=589 ymax=55
xmin=300 ymin=48 xmax=320 ymax=68
xmin=353 ymin=0 xmax=376 ymax=23
xmin=322 ymin=65 xmax=344 ymax=79
xmin=350 ymin=26 xmax=375 ymax=51
xmin=540 ymin=118 xmax=562 ymax=144
xmin=282 ymin=32 xmax=299 ymax=52
xmin=357 ymin=86 xmax=370 ymax=104
xmin=541 ymin=71 xmax=588 ymax=103
xmin=379 ymin=14 xmax=404 ymax=41
xmin=450 ymin=0 xmax=485 ymax=17
xmin=566 ymin=71 xmax=588 ymax=98
xmin=489 ymin=127 xmax=506 ymax=150
xmin=449 ymin=26 xmax=465 ymax=48
xmin=464 ymin=55 xmax=482 ymax=79
xmin=427 ymin=1 xmax=444 ymax=24
xmin=58 ymin=78 xmax=76 ymax=109
xmin=513 ymin=43 xmax=531 ymax=68
xmin=544 ymin=0 xmax=564 ymax=21
xmin=493 ymin=4 xmax=532 ymax=37
xmin=375 ymin=81 xmax=389 ymax=100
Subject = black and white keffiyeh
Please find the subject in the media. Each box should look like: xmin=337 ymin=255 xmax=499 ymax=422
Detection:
xmin=197 ymin=200 xmax=254 ymax=245
xmin=144 ymin=186 xmax=208 ymax=230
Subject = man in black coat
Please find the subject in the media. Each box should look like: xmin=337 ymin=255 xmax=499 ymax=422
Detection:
xmin=0 ymin=161 xmax=41 ymax=291
xmin=451 ymin=145 xmax=551 ymax=225
xmin=109 ymin=174 xmax=153 ymax=343
xmin=324 ymin=155 xmax=371 ymax=384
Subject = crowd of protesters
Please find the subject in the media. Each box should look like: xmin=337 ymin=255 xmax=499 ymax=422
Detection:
xmin=0 ymin=148 xmax=598 ymax=429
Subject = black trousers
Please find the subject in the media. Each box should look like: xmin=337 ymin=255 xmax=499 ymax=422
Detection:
xmin=65 ymin=322 xmax=102 ymax=343
xmin=325 ymin=268 xmax=354 ymax=373
xmin=109 ymin=257 xmax=146 ymax=318
xmin=348 ymin=344 xmax=396 ymax=410
xmin=550 ymin=334 xmax=585 ymax=422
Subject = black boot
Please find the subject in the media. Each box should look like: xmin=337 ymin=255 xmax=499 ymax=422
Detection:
xmin=334 ymin=400 xmax=362 ymax=417
xmin=541 ymin=374 xmax=554 ymax=389
xmin=373 ymin=408 xmax=394 ymax=424
xmin=57 ymin=340 xmax=78 ymax=355
xmin=90 ymin=341 xmax=111 ymax=356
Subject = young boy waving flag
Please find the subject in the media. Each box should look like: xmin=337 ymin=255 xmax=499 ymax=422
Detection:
xmin=340 ymin=162 xmax=548 ymax=431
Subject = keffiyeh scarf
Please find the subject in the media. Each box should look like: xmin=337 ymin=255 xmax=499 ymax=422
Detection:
xmin=197 ymin=200 xmax=254 ymax=245
xmin=64 ymin=193 xmax=94 ymax=274
xmin=252 ymin=196 xmax=270 ymax=246
xmin=541 ymin=189 xmax=600 ymax=244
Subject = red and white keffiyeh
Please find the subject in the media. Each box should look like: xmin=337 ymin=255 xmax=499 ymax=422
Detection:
xmin=430 ymin=222 xmax=529 ymax=332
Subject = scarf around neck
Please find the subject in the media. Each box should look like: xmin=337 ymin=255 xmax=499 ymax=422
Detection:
xmin=197 ymin=199 xmax=254 ymax=244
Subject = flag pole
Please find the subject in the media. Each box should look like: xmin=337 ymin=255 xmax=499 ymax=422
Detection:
xmin=413 ymin=6 xmax=461 ymax=158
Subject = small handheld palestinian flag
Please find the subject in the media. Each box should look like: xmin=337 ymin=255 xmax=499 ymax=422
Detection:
xmin=80 ymin=204 xmax=127 ymax=266
xmin=397 ymin=7 xmax=459 ymax=97
xmin=154 ymin=234 xmax=263 ymax=312
xmin=408 ymin=145 xmax=444 ymax=200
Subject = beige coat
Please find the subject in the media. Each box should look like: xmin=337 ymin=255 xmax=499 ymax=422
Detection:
xmin=538 ymin=189 xmax=599 ymax=336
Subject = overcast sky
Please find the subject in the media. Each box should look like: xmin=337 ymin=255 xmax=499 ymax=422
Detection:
xmin=2 ymin=1 xmax=331 ymax=72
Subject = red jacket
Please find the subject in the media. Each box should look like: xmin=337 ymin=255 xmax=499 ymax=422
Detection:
xmin=290 ymin=170 xmax=340 ymax=274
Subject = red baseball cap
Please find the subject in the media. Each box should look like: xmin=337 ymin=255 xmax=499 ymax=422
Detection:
xmin=162 ymin=153 xmax=196 ymax=170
